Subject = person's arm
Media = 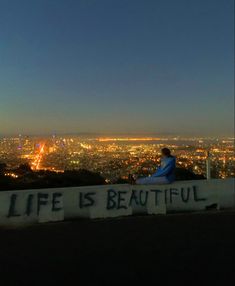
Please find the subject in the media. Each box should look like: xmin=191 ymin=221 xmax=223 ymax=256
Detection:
xmin=153 ymin=160 xmax=175 ymax=177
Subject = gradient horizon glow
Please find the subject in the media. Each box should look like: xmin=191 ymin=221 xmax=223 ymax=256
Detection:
xmin=0 ymin=0 xmax=234 ymax=136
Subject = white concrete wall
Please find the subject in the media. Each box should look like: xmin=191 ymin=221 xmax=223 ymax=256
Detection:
xmin=165 ymin=178 xmax=235 ymax=211
xmin=0 ymin=178 xmax=234 ymax=226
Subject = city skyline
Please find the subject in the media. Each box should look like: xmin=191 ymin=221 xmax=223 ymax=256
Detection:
xmin=1 ymin=134 xmax=234 ymax=184
xmin=0 ymin=0 xmax=234 ymax=136
xmin=0 ymin=132 xmax=234 ymax=139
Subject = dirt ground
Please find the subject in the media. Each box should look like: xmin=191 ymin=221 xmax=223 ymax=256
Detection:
xmin=0 ymin=211 xmax=234 ymax=285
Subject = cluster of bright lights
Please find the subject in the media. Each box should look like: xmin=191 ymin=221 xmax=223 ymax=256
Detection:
xmin=31 ymin=144 xmax=45 ymax=170
xmin=97 ymin=137 xmax=164 ymax=142
xmin=4 ymin=172 xmax=18 ymax=178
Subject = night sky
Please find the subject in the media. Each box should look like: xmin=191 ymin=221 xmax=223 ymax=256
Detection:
xmin=0 ymin=0 xmax=234 ymax=136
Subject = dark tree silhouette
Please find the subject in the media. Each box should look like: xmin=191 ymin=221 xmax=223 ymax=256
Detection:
xmin=114 ymin=167 xmax=205 ymax=184
xmin=175 ymin=168 xmax=205 ymax=180
xmin=0 ymin=163 xmax=7 ymax=176
xmin=0 ymin=167 xmax=106 ymax=191
xmin=16 ymin=163 xmax=33 ymax=175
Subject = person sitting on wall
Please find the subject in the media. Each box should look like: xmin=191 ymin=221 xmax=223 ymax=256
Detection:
xmin=135 ymin=148 xmax=176 ymax=185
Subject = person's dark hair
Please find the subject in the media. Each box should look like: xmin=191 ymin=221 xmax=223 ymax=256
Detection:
xmin=161 ymin=148 xmax=171 ymax=157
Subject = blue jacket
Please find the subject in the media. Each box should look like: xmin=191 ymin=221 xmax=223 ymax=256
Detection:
xmin=152 ymin=156 xmax=176 ymax=183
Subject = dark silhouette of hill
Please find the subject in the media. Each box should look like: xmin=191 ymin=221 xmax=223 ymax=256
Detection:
xmin=175 ymin=167 xmax=205 ymax=180
xmin=0 ymin=163 xmax=105 ymax=191
xmin=0 ymin=162 xmax=205 ymax=191
xmin=115 ymin=167 xmax=205 ymax=184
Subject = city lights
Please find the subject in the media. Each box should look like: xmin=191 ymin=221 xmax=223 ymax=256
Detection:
xmin=0 ymin=135 xmax=234 ymax=183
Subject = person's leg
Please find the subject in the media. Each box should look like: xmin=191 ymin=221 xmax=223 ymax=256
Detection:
xmin=136 ymin=176 xmax=169 ymax=185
